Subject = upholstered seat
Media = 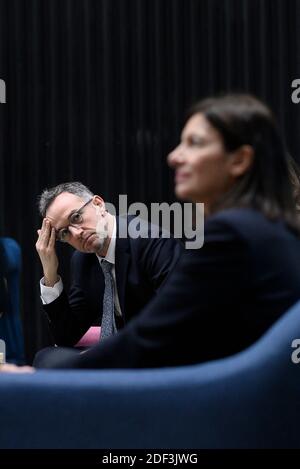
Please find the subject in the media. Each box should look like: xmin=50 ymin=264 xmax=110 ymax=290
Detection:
xmin=1 ymin=299 xmax=300 ymax=448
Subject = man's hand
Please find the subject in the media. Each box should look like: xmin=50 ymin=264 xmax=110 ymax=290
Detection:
xmin=36 ymin=218 xmax=59 ymax=287
xmin=0 ymin=363 xmax=35 ymax=373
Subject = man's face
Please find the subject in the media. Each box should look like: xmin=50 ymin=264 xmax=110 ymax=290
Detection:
xmin=45 ymin=192 xmax=109 ymax=254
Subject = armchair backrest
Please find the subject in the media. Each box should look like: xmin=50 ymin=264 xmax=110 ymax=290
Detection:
xmin=1 ymin=299 xmax=300 ymax=448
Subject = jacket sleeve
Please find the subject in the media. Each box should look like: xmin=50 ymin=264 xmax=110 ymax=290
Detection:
xmin=42 ymin=254 xmax=100 ymax=347
xmin=138 ymin=232 xmax=184 ymax=292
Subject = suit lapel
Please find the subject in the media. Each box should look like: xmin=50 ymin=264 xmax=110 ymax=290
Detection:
xmin=115 ymin=216 xmax=130 ymax=317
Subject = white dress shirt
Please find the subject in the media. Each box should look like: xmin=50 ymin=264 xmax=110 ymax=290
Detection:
xmin=40 ymin=216 xmax=122 ymax=316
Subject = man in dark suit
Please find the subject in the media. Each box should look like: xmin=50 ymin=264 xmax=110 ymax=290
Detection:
xmin=35 ymin=182 xmax=182 ymax=349
xmin=33 ymin=207 xmax=300 ymax=370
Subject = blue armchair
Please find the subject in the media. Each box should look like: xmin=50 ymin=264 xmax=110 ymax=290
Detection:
xmin=0 ymin=300 xmax=300 ymax=449
xmin=0 ymin=237 xmax=25 ymax=364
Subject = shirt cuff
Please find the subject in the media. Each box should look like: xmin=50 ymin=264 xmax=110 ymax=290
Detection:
xmin=40 ymin=276 xmax=63 ymax=305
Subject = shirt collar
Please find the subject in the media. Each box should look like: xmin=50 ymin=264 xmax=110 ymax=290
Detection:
xmin=96 ymin=216 xmax=116 ymax=265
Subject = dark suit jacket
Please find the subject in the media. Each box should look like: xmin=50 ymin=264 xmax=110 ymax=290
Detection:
xmin=43 ymin=216 xmax=183 ymax=346
xmin=39 ymin=208 xmax=300 ymax=369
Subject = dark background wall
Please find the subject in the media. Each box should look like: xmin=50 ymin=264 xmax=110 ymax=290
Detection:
xmin=0 ymin=0 xmax=300 ymax=363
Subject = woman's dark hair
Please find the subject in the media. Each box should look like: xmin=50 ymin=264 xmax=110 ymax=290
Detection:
xmin=287 ymin=153 xmax=300 ymax=210
xmin=187 ymin=93 xmax=300 ymax=232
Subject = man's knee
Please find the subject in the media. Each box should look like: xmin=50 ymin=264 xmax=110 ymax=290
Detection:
xmin=33 ymin=346 xmax=82 ymax=368
xmin=33 ymin=346 xmax=57 ymax=367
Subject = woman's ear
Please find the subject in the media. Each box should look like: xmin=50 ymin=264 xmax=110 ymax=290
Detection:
xmin=229 ymin=145 xmax=254 ymax=178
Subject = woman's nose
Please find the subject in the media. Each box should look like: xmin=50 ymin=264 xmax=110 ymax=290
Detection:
xmin=167 ymin=145 xmax=184 ymax=168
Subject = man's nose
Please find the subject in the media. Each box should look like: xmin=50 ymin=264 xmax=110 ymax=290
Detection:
xmin=68 ymin=225 xmax=83 ymax=238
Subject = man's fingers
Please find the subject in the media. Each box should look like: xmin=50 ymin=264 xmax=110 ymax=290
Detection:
xmin=36 ymin=220 xmax=45 ymax=239
xmin=36 ymin=220 xmax=54 ymax=255
xmin=38 ymin=219 xmax=51 ymax=243
xmin=49 ymin=226 xmax=56 ymax=247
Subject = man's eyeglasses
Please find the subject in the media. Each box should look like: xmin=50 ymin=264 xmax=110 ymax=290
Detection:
xmin=56 ymin=198 xmax=94 ymax=242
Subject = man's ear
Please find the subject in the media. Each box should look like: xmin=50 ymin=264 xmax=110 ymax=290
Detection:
xmin=229 ymin=145 xmax=254 ymax=178
xmin=93 ymin=195 xmax=106 ymax=213
xmin=93 ymin=195 xmax=104 ymax=206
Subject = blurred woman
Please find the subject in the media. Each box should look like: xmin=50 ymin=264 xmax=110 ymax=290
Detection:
xmin=21 ymin=94 xmax=300 ymax=369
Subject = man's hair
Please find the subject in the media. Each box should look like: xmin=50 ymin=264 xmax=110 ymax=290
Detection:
xmin=38 ymin=182 xmax=94 ymax=217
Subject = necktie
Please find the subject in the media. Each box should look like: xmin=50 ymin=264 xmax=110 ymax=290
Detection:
xmin=100 ymin=259 xmax=117 ymax=339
